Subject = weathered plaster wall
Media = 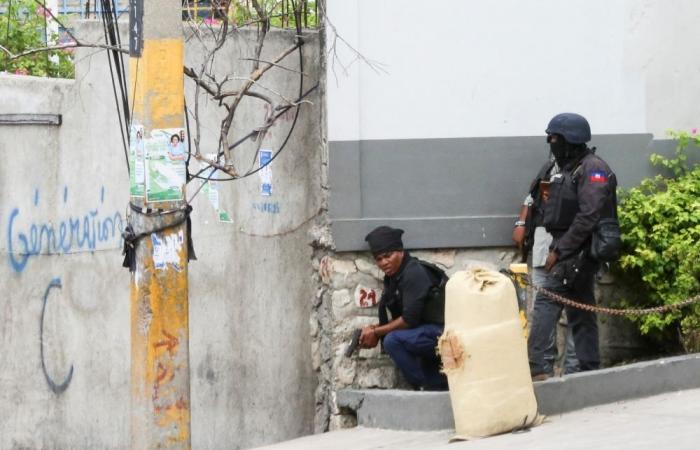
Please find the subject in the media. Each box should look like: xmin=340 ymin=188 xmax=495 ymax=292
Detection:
xmin=183 ymin=26 xmax=322 ymax=449
xmin=0 ymin=22 xmax=321 ymax=449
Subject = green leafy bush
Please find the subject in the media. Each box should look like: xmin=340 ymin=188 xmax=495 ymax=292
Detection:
xmin=617 ymin=131 xmax=700 ymax=350
xmin=0 ymin=0 xmax=74 ymax=78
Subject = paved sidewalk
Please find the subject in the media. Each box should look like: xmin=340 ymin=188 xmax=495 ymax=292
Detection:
xmin=338 ymin=354 xmax=700 ymax=430
xmin=256 ymin=388 xmax=700 ymax=450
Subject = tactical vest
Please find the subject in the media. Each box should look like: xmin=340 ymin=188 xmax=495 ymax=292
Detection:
xmin=543 ymin=166 xmax=582 ymax=232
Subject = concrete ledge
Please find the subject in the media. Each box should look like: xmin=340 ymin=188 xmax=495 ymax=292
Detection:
xmin=337 ymin=389 xmax=454 ymax=431
xmin=337 ymin=353 xmax=700 ymax=430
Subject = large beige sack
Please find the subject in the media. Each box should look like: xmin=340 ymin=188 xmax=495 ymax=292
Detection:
xmin=438 ymin=268 xmax=541 ymax=440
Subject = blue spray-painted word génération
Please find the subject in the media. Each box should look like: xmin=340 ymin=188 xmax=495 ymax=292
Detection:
xmin=6 ymin=187 xmax=124 ymax=273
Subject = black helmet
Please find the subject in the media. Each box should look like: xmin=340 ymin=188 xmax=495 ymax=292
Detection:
xmin=545 ymin=113 xmax=591 ymax=144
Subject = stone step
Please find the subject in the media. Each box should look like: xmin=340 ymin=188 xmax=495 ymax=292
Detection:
xmin=337 ymin=353 xmax=700 ymax=430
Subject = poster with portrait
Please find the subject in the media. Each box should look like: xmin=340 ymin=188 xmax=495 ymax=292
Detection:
xmin=145 ymin=128 xmax=187 ymax=203
xmin=129 ymin=123 xmax=146 ymax=198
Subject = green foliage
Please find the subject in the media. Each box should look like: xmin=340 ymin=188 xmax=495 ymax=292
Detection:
xmin=617 ymin=130 xmax=700 ymax=350
xmin=0 ymin=0 xmax=74 ymax=78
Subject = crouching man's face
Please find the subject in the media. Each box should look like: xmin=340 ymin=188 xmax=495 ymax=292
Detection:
xmin=374 ymin=251 xmax=404 ymax=277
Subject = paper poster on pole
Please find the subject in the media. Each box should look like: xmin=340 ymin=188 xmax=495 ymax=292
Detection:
xmin=259 ymin=149 xmax=273 ymax=196
xmin=151 ymin=231 xmax=184 ymax=271
xmin=129 ymin=123 xmax=146 ymax=197
xmin=200 ymin=154 xmax=233 ymax=223
xmin=145 ymin=128 xmax=187 ymax=203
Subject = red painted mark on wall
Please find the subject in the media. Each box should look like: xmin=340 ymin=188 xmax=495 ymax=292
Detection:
xmin=263 ymin=103 xmax=297 ymax=125
xmin=355 ymin=285 xmax=379 ymax=308
xmin=156 ymin=362 xmax=169 ymax=386
xmin=156 ymin=396 xmax=189 ymax=415
xmin=175 ymin=397 xmax=187 ymax=410
xmin=319 ymin=256 xmax=331 ymax=283
xmin=153 ymin=330 xmax=179 ymax=355
xmin=153 ymin=362 xmax=173 ymax=403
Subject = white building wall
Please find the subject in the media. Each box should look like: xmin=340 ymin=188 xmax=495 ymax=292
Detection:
xmin=327 ymin=0 xmax=700 ymax=141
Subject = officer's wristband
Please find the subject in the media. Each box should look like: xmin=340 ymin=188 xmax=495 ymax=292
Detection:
xmin=514 ymin=220 xmax=526 ymax=227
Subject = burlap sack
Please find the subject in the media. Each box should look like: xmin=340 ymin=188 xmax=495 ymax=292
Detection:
xmin=438 ymin=268 xmax=542 ymax=440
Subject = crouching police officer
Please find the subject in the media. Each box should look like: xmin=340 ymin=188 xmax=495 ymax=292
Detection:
xmin=359 ymin=226 xmax=448 ymax=390
xmin=527 ymin=113 xmax=618 ymax=380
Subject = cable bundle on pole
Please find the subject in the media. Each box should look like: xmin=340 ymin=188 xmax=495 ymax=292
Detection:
xmin=100 ymin=0 xmax=130 ymax=174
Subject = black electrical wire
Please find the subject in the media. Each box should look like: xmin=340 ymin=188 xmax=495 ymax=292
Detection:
xmin=101 ymin=0 xmax=129 ymax=131
xmin=184 ymin=98 xmax=194 ymax=182
xmin=100 ymin=0 xmax=130 ymax=175
xmin=4 ymin=0 xmax=11 ymax=72
xmin=129 ymin=57 xmax=139 ymax=128
xmin=109 ymin=0 xmax=129 ymax=125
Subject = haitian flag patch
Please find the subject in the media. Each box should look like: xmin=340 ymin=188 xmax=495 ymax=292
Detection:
xmin=589 ymin=171 xmax=608 ymax=183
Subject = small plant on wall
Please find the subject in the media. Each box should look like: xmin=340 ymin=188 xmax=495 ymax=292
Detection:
xmin=616 ymin=130 xmax=700 ymax=351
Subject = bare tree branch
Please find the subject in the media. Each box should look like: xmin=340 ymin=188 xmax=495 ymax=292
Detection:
xmin=0 ymin=42 xmax=127 ymax=61
xmin=212 ymin=0 xmax=273 ymax=169
xmin=219 ymin=41 xmax=300 ymax=165
xmin=319 ymin=1 xmax=388 ymax=85
xmin=239 ymin=57 xmax=311 ymax=77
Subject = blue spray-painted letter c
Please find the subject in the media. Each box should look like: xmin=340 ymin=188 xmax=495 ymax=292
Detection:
xmin=40 ymin=277 xmax=74 ymax=395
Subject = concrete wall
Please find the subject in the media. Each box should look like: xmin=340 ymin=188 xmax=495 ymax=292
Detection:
xmin=0 ymin=63 xmax=130 ymax=450
xmin=183 ymin=25 xmax=322 ymax=450
xmin=0 ymin=22 xmax=322 ymax=449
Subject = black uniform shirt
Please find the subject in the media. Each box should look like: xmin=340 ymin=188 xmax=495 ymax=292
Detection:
xmin=550 ymin=152 xmax=617 ymax=259
xmin=379 ymin=253 xmax=439 ymax=328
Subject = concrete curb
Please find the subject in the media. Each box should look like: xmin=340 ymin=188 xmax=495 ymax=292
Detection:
xmin=337 ymin=353 xmax=700 ymax=430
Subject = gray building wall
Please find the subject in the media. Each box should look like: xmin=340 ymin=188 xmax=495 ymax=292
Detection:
xmin=0 ymin=22 xmax=321 ymax=449
xmin=329 ymin=134 xmax=679 ymax=251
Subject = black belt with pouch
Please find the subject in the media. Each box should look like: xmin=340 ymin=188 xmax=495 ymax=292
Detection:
xmin=590 ymin=218 xmax=621 ymax=262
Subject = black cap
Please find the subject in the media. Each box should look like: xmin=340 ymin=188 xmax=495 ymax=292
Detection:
xmin=364 ymin=226 xmax=404 ymax=255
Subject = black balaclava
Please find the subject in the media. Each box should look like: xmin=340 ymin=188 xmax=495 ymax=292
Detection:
xmin=548 ymin=134 xmax=585 ymax=168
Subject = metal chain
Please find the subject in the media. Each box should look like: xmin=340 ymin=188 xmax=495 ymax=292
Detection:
xmin=513 ymin=273 xmax=700 ymax=317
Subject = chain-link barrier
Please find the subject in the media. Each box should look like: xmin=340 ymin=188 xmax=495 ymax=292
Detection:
xmin=507 ymin=271 xmax=700 ymax=317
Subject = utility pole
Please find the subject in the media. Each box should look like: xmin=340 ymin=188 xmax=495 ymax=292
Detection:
xmin=128 ymin=1 xmax=190 ymax=448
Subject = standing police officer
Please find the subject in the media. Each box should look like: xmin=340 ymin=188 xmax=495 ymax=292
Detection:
xmin=513 ymin=155 xmax=580 ymax=376
xmin=527 ymin=113 xmax=617 ymax=380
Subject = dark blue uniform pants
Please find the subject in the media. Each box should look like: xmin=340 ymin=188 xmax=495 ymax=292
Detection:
xmin=528 ymin=258 xmax=600 ymax=376
xmin=532 ymin=267 xmax=580 ymax=375
xmin=384 ymin=324 xmax=447 ymax=390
